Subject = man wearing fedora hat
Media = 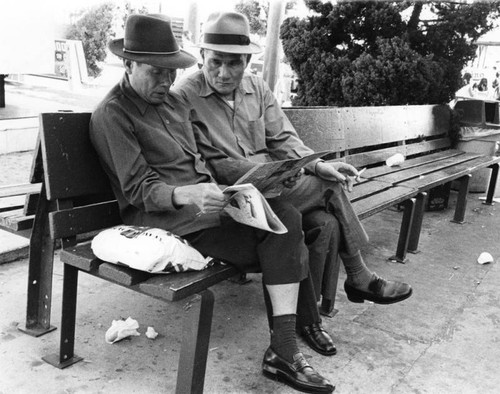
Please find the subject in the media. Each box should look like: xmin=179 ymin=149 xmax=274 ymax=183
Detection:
xmin=174 ymin=10 xmax=412 ymax=315
xmin=90 ymin=13 xmax=334 ymax=393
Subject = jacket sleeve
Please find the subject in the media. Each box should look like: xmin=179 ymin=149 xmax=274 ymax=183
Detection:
xmin=90 ymin=102 xmax=177 ymax=212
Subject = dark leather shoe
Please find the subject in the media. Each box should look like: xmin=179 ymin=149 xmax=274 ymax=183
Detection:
xmin=262 ymin=347 xmax=335 ymax=393
xmin=301 ymin=323 xmax=337 ymax=356
xmin=344 ymin=274 xmax=412 ymax=304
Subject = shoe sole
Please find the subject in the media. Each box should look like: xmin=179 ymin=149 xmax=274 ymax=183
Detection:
xmin=262 ymin=366 xmax=335 ymax=393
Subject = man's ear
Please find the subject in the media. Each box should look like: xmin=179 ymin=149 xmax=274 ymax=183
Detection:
xmin=123 ymin=59 xmax=133 ymax=73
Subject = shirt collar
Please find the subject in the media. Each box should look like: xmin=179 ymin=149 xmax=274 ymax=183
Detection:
xmin=198 ymin=70 xmax=256 ymax=99
xmin=120 ymin=73 xmax=176 ymax=115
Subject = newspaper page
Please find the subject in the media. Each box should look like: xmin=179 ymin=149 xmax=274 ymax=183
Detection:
xmin=234 ymin=151 xmax=335 ymax=197
xmin=222 ymin=184 xmax=288 ymax=234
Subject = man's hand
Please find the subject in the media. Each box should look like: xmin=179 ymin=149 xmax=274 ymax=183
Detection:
xmin=315 ymin=161 xmax=361 ymax=192
xmin=173 ymin=183 xmax=228 ymax=214
xmin=282 ymin=168 xmax=304 ymax=189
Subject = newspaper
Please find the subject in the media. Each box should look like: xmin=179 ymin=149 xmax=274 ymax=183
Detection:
xmin=234 ymin=151 xmax=335 ymax=197
xmin=223 ymin=184 xmax=288 ymax=234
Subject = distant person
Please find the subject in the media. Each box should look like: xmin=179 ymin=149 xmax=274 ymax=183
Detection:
xmin=454 ymin=72 xmax=474 ymax=100
xmin=478 ymin=77 xmax=488 ymax=92
xmin=491 ymin=72 xmax=499 ymax=100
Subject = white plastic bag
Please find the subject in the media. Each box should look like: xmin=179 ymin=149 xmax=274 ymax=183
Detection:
xmin=91 ymin=225 xmax=213 ymax=273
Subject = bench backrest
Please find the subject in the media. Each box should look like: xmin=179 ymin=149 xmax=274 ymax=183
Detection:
xmin=283 ymin=105 xmax=451 ymax=168
xmin=39 ymin=112 xmax=121 ymax=242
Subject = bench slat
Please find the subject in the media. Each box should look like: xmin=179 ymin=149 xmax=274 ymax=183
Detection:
xmin=48 ymin=201 xmax=121 ymax=239
xmin=352 ymin=186 xmax=416 ymax=220
xmin=0 ymin=196 xmax=25 ymax=212
xmin=346 ymin=138 xmax=453 ymax=168
xmin=396 ymin=156 xmax=500 ymax=191
xmin=98 ymin=262 xmax=153 ymax=286
xmin=59 ymin=242 xmax=239 ymax=302
xmin=138 ymin=264 xmax=239 ymax=302
xmin=0 ymin=208 xmax=35 ymax=231
xmin=363 ymin=150 xmax=465 ymax=178
xmin=0 ymin=183 xmax=41 ymax=198
xmin=283 ymin=107 xmax=345 ymax=152
xmin=40 ymin=112 xmax=112 ymax=201
xmin=373 ymin=152 xmax=486 ymax=184
xmin=349 ymin=180 xmax=392 ymax=202
xmin=60 ymin=244 xmax=102 ymax=272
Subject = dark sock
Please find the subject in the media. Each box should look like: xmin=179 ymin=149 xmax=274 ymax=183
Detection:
xmin=271 ymin=314 xmax=299 ymax=363
xmin=341 ymin=251 xmax=373 ymax=289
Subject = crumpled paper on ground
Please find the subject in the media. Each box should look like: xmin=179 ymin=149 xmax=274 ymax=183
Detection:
xmin=105 ymin=317 xmax=140 ymax=344
xmin=477 ymin=252 xmax=494 ymax=265
xmin=146 ymin=326 xmax=159 ymax=339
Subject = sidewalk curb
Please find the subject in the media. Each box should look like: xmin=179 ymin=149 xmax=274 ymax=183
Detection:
xmin=0 ymin=245 xmax=29 ymax=264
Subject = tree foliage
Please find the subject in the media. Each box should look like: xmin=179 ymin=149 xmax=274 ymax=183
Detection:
xmin=235 ymin=0 xmax=297 ymax=36
xmin=280 ymin=1 xmax=500 ymax=106
xmin=65 ymin=2 xmax=116 ymax=78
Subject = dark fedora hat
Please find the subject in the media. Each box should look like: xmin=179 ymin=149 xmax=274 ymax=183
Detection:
xmin=198 ymin=12 xmax=262 ymax=54
xmin=109 ymin=14 xmax=196 ymax=69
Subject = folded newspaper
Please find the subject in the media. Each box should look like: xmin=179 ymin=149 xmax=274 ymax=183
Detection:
xmin=234 ymin=151 xmax=335 ymax=197
xmin=222 ymin=151 xmax=336 ymax=233
xmin=223 ymin=184 xmax=288 ymax=234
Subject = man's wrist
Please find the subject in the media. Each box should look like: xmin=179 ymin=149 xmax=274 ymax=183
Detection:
xmin=314 ymin=159 xmax=325 ymax=176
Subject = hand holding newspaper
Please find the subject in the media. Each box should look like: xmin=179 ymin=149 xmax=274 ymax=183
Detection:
xmin=234 ymin=151 xmax=335 ymax=197
xmin=222 ymin=184 xmax=288 ymax=234
xmin=221 ymin=151 xmax=335 ymax=234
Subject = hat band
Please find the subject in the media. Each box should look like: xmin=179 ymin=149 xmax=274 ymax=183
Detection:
xmin=204 ymin=33 xmax=250 ymax=46
xmin=123 ymin=48 xmax=180 ymax=55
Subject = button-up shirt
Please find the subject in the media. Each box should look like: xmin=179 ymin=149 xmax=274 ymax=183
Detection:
xmin=173 ymin=70 xmax=316 ymax=170
xmin=90 ymin=73 xmax=253 ymax=236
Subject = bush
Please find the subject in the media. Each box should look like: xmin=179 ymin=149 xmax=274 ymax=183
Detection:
xmin=65 ymin=2 xmax=116 ymax=78
xmin=281 ymin=1 xmax=500 ymax=106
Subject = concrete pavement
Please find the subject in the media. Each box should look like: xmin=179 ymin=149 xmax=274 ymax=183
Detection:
xmin=1 ymin=191 xmax=499 ymax=393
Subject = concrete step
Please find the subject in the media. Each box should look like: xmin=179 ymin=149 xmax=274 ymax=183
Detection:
xmin=0 ymin=229 xmax=29 ymax=264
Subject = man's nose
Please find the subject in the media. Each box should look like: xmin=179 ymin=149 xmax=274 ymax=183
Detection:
xmin=218 ymin=64 xmax=230 ymax=79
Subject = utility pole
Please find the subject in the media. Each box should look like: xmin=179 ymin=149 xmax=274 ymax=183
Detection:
xmin=262 ymin=0 xmax=285 ymax=92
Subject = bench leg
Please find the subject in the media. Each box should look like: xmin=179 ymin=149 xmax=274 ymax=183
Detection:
xmin=43 ymin=264 xmax=83 ymax=368
xmin=19 ymin=184 xmax=57 ymax=337
xmin=175 ymin=290 xmax=214 ymax=394
xmin=451 ymin=174 xmax=471 ymax=224
xmin=389 ymin=198 xmax=416 ymax=264
xmin=407 ymin=192 xmax=427 ymax=254
xmin=483 ymin=163 xmax=499 ymax=205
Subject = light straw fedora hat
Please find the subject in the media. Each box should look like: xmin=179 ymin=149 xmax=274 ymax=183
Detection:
xmin=198 ymin=12 xmax=263 ymax=54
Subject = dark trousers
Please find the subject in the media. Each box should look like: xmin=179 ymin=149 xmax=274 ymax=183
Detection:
xmin=185 ymin=200 xmax=321 ymax=328
xmin=302 ymin=209 xmax=341 ymax=302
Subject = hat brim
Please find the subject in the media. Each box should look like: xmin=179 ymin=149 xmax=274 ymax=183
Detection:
xmin=109 ymin=39 xmax=197 ymax=69
xmin=197 ymin=41 xmax=263 ymax=54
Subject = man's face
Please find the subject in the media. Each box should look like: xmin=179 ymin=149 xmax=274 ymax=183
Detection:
xmin=125 ymin=61 xmax=177 ymax=105
xmin=202 ymin=50 xmax=248 ymax=97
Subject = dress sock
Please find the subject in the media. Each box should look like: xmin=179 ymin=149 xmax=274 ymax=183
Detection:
xmin=341 ymin=250 xmax=373 ymax=290
xmin=271 ymin=314 xmax=300 ymax=363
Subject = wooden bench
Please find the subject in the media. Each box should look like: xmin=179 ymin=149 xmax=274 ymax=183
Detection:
xmin=22 ymin=112 xmax=240 ymax=393
xmin=0 ymin=140 xmax=44 ymax=237
xmin=0 ymin=181 xmax=41 ymax=236
xmin=20 ymin=106 xmax=500 ymax=383
xmin=284 ymin=105 xmax=500 ymax=264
